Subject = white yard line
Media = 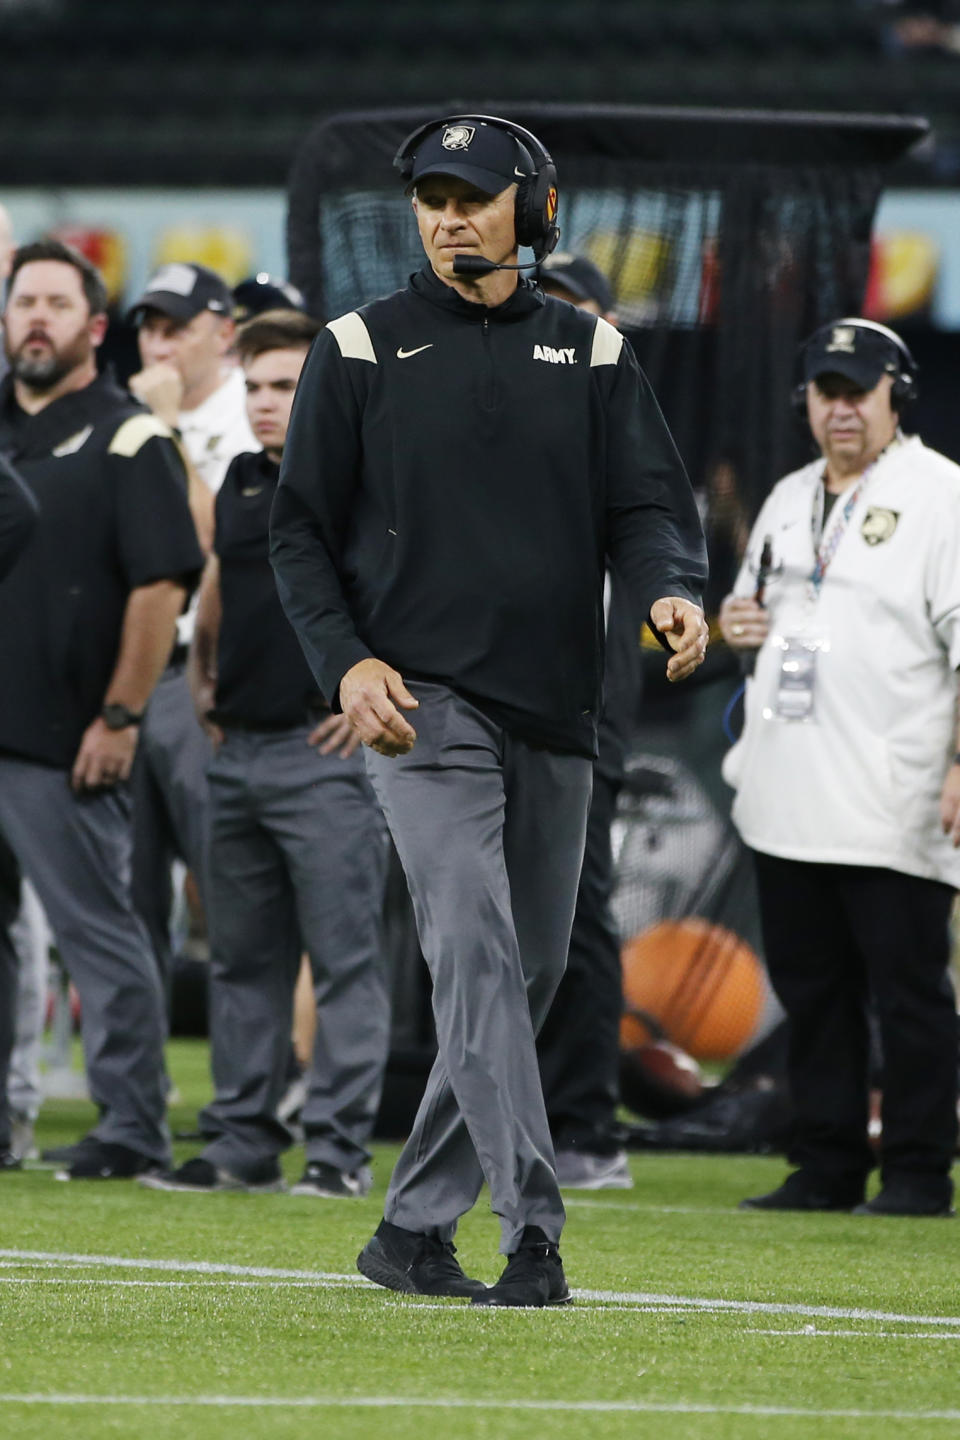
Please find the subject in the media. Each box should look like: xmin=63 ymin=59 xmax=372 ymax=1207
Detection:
xmin=564 ymin=1199 xmax=733 ymax=1214
xmin=0 ymin=1277 xmax=358 ymax=1288
xmin=0 ymin=1248 xmax=362 ymax=1283
xmin=3 ymin=1247 xmax=959 ymax=1330
xmin=747 ymin=1327 xmax=960 ymax=1341
xmin=0 ymin=1394 xmax=959 ymax=1419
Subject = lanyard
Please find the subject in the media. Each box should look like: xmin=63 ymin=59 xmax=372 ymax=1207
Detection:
xmin=807 ymin=471 xmax=869 ymax=600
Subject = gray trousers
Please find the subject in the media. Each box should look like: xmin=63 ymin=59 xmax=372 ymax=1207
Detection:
xmin=133 ymin=662 xmax=212 ymax=993
xmin=0 ymin=757 xmax=170 ymax=1161
xmin=364 ymin=682 xmax=593 ymax=1254
xmin=199 ymin=726 xmax=390 ymax=1174
xmin=9 ymin=879 xmax=50 ymax=1121
xmin=0 ymin=831 xmax=19 ymax=1150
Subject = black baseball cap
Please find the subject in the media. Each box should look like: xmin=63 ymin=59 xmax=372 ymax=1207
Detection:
xmin=803 ymin=318 xmax=908 ymax=390
xmin=127 ymin=262 xmax=233 ymax=325
xmin=233 ymin=272 xmax=307 ymax=321
xmin=407 ymin=118 xmax=527 ymax=196
xmin=539 ymin=252 xmax=614 ymax=313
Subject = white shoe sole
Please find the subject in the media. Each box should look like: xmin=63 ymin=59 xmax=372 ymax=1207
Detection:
xmin=137 ymin=1172 xmax=286 ymax=1194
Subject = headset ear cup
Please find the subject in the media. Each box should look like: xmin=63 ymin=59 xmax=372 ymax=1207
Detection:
xmin=792 ymin=383 xmax=808 ymax=418
xmin=891 ymin=373 xmax=917 ymax=410
xmin=514 ymin=161 xmax=560 ymax=254
xmin=513 ymin=174 xmax=536 ymax=249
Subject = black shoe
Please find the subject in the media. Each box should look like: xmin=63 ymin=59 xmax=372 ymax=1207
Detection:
xmin=138 ymin=1156 xmax=285 ymax=1193
xmin=853 ymin=1181 xmax=954 ymax=1218
xmin=0 ymin=1150 xmax=22 ymax=1171
xmin=55 ymin=1140 xmax=163 ymax=1182
xmin=357 ymin=1219 xmax=486 ymax=1298
xmin=739 ymin=1170 xmax=864 ymax=1212
xmin=39 ymin=1133 xmax=101 ymax=1167
xmin=291 ymin=1162 xmax=372 ymax=1198
xmin=471 ymin=1226 xmax=571 ymax=1308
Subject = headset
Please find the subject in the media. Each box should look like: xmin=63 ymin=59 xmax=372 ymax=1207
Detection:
xmin=393 ymin=114 xmax=560 ymax=263
xmin=792 ymin=317 xmax=919 ymax=416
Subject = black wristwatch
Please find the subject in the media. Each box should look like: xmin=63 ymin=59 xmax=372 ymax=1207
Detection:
xmin=101 ymin=703 xmax=144 ymax=730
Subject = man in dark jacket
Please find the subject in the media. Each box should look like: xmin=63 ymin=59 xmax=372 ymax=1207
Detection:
xmin=0 ymin=240 xmax=203 ymax=1180
xmin=271 ymin=114 xmax=708 ymax=1306
xmin=142 ymin=309 xmax=390 ymax=1199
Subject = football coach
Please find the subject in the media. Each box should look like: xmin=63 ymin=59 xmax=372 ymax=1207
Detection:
xmin=270 ymin=113 xmax=708 ymax=1305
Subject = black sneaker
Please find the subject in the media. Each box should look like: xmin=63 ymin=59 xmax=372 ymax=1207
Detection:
xmin=39 ymin=1133 xmax=101 ymax=1167
xmin=852 ymin=1181 xmax=954 ymax=1218
xmin=55 ymin=1140 xmax=163 ymax=1182
xmin=471 ymin=1226 xmax=571 ymax=1308
xmin=138 ymin=1156 xmax=285 ymax=1193
xmin=739 ymin=1170 xmax=864 ymax=1212
xmin=357 ymin=1219 xmax=486 ymax=1298
xmin=0 ymin=1150 xmax=22 ymax=1171
xmin=290 ymin=1162 xmax=372 ymax=1198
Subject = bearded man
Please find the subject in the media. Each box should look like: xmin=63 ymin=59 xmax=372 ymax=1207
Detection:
xmin=0 ymin=240 xmax=203 ymax=1181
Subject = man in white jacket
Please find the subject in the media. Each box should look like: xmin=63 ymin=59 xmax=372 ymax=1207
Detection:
xmin=720 ymin=318 xmax=960 ymax=1218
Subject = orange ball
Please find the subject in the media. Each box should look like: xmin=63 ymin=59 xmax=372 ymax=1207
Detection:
xmin=620 ymin=918 xmax=765 ymax=1061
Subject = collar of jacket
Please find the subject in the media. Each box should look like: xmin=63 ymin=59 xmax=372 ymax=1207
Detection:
xmin=0 ymin=367 xmax=135 ymax=460
xmin=409 ymin=264 xmax=544 ymax=323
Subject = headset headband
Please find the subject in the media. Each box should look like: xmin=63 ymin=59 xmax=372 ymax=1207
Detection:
xmin=818 ymin=317 xmax=916 ymax=375
xmin=393 ymin=113 xmax=554 ymax=183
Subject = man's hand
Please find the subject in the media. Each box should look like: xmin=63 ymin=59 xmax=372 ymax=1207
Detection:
xmin=308 ymin=711 xmax=361 ymax=759
xmin=339 ymin=658 xmax=418 ymax=756
xmin=71 ymin=717 xmax=138 ymax=793
xmin=128 ymin=363 xmax=184 ymax=428
xmin=940 ymin=763 xmax=960 ymax=847
xmin=719 ymin=594 xmax=769 ymax=651
xmin=650 ymin=596 xmax=708 ymax=682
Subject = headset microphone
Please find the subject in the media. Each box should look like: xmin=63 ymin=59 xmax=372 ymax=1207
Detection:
xmin=452 ymin=255 xmax=541 ymax=276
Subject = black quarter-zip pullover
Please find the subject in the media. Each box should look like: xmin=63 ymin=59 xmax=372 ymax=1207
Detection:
xmin=271 ymin=266 xmax=706 ymax=757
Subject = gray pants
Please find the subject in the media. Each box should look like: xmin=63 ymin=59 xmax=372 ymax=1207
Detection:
xmin=9 ymin=879 xmax=50 ymax=1121
xmin=199 ymin=726 xmax=390 ymax=1174
xmin=364 ymin=682 xmax=593 ymax=1254
xmin=133 ymin=662 xmax=212 ymax=992
xmin=0 ymin=830 xmax=19 ymax=1150
xmin=0 ymin=757 xmax=170 ymax=1161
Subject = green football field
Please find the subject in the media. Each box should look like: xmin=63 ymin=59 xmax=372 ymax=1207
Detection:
xmin=2 ymin=1039 xmax=959 ymax=1439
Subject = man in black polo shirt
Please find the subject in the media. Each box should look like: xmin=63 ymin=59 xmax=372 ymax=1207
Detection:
xmin=0 ymin=239 xmax=204 ymax=1179
xmin=142 ymin=310 xmax=390 ymax=1196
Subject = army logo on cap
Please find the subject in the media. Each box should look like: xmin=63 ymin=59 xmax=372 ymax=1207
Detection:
xmin=861 ymin=507 xmax=900 ymax=546
xmin=826 ymin=325 xmax=857 ymax=354
xmin=441 ymin=124 xmax=475 ymax=151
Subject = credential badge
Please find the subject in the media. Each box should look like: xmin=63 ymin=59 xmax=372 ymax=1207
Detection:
xmin=826 ymin=325 xmax=857 ymax=354
xmin=441 ymin=124 xmax=475 ymax=151
xmin=861 ymin=506 xmax=900 ymax=546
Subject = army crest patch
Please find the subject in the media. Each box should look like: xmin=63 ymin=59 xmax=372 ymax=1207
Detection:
xmin=861 ymin=507 xmax=900 ymax=546
xmin=441 ymin=124 xmax=475 ymax=151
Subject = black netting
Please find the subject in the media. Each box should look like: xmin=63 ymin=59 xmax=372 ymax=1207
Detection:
xmin=287 ymin=103 xmax=924 ymax=562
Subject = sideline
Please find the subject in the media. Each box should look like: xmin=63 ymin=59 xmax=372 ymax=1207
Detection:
xmin=0 ymin=1393 xmax=959 ymax=1419
xmin=2 ymin=1247 xmax=960 ymax=1329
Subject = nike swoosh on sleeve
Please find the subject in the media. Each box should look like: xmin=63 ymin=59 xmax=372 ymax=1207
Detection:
xmin=396 ymin=345 xmax=434 ymax=359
